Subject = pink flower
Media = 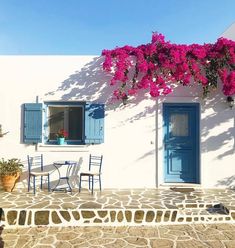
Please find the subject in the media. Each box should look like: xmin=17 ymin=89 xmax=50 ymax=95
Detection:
xmin=162 ymin=86 xmax=172 ymax=95
xmin=151 ymin=32 xmax=165 ymax=44
xmin=114 ymin=70 xmax=125 ymax=81
xmin=138 ymin=75 xmax=151 ymax=89
xmin=128 ymin=89 xmax=137 ymax=95
xmin=102 ymin=32 xmax=235 ymax=102
xmin=138 ymin=61 xmax=148 ymax=72
xmin=110 ymin=79 xmax=116 ymax=85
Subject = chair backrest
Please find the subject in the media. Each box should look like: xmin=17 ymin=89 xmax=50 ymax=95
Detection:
xmin=27 ymin=154 xmax=43 ymax=173
xmin=88 ymin=155 xmax=103 ymax=173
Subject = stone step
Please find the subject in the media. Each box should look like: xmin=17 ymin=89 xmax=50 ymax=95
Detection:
xmin=0 ymin=204 xmax=234 ymax=229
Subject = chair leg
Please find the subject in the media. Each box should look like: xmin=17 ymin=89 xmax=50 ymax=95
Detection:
xmin=33 ymin=176 xmax=36 ymax=195
xmin=88 ymin=176 xmax=91 ymax=190
xmin=40 ymin=176 xmax=43 ymax=190
xmin=28 ymin=176 xmax=31 ymax=192
xmin=91 ymin=175 xmax=94 ymax=194
xmin=48 ymin=174 xmax=50 ymax=192
xmin=99 ymin=175 xmax=102 ymax=191
xmin=79 ymin=175 xmax=82 ymax=192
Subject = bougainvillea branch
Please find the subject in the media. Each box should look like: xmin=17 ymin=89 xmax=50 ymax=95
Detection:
xmin=102 ymin=32 xmax=235 ymax=101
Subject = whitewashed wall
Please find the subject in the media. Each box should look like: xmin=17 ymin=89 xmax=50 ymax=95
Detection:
xmin=221 ymin=22 xmax=235 ymax=40
xmin=0 ymin=55 xmax=234 ymax=189
xmin=0 ymin=56 xmax=156 ymax=189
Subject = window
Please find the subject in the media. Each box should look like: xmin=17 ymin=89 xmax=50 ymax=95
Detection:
xmin=169 ymin=113 xmax=189 ymax=137
xmin=23 ymin=102 xmax=104 ymax=145
xmin=46 ymin=103 xmax=84 ymax=144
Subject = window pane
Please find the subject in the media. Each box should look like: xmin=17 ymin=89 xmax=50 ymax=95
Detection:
xmin=68 ymin=107 xmax=83 ymax=140
xmin=48 ymin=107 xmax=64 ymax=140
xmin=48 ymin=105 xmax=83 ymax=142
xmin=170 ymin=113 xmax=188 ymax=137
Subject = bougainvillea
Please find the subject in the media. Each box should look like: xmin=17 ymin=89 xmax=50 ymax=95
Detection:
xmin=102 ymin=32 xmax=235 ymax=102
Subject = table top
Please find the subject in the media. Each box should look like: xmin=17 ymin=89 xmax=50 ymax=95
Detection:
xmin=53 ymin=160 xmax=77 ymax=165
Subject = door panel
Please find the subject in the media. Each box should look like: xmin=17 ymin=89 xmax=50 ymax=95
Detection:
xmin=163 ymin=103 xmax=199 ymax=183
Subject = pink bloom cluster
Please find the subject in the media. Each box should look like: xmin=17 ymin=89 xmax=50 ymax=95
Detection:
xmin=219 ymin=69 xmax=235 ymax=96
xmin=102 ymin=32 xmax=235 ymax=101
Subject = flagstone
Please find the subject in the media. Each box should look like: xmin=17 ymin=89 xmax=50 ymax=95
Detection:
xmin=223 ymin=240 xmax=235 ymax=247
xmin=176 ymin=240 xmax=207 ymax=247
xmin=54 ymin=241 xmax=72 ymax=248
xmin=31 ymin=201 xmax=51 ymax=208
xmin=56 ymin=232 xmax=77 ymax=240
xmin=150 ymin=238 xmax=174 ymax=247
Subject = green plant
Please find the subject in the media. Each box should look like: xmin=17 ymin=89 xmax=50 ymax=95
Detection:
xmin=0 ymin=158 xmax=24 ymax=176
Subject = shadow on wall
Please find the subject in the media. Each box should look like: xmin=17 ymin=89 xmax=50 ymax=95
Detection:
xmin=200 ymin=92 xmax=235 ymax=159
xmin=46 ymin=57 xmax=113 ymax=105
xmin=216 ymin=175 xmax=235 ymax=188
xmin=44 ymin=56 xmax=158 ymax=171
xmin=45 ymin=56 xmax=156 ymax=123
xmin=43 ymin=56 xmax=234 ymax=163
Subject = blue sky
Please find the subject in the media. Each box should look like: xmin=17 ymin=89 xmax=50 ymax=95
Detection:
xmin=0 ymin=0 xmax=235 ymax=55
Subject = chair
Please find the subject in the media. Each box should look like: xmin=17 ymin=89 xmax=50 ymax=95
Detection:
xmin=79 ymin=155 xmax=103 ymax=194
xmin=27 ymin=154 xmax=50 ymax=194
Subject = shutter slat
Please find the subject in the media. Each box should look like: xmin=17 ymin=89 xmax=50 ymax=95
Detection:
xmin=24 ymin=103 xmax=42 ymax=144
xmin=85 ymin=103 xmax=104 ymax=144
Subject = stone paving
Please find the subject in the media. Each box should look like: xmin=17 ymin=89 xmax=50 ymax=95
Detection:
xmin=1 ymin=188 xmax=235 ymax=247
xmin=1 ymin=223 xmax=235 ymax=247
xmin=1 ymin=188 xmax=235 ymax=210
xmin=1 ymin=188 xmax=235 ymax=227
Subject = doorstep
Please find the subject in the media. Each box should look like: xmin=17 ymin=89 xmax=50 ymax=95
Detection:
xmin=159 ymin=183 xmax=202 ymax=189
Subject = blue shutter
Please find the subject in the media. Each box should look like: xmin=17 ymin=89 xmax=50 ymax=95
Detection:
xmin=85 ymin=103 xmax=104 ymax=144
xmin=24 ymin=103 xmax=43 ymax=144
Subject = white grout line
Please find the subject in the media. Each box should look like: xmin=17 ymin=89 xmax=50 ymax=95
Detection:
xmin=1 ymin=208 xmax=234 ymax=229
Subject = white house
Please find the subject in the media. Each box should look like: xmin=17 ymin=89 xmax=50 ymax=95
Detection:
xmin=0 ymin=27 xmax=234 ymax=190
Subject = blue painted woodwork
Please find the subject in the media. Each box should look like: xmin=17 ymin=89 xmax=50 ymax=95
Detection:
xmin=163 ymin=103 xmax=199 ymax=183
xmin=85 ymin=103 xmax=104 ymax=144
xmin=24 ymin=103 xmax=42 ymax=144
xmin=24 ymin=102 xmax=104 ymax=145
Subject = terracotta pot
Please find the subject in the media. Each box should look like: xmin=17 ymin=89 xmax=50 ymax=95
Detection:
xmin=1 ymin=173 xmax=19 ymax=192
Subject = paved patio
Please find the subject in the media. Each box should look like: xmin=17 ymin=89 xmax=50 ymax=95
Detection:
xmin=2 ymin=187 xmax=235 ymax=209
xmin=1 ymin=188 xmax=235 ymax=247
xmin=1 ymin=188 xmax=235 ymax=228
xmin=2 ymin=223 xmax=235 ymax=247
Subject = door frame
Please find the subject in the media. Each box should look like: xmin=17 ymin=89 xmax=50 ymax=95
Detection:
xmin=156 ymin=97 xmax=201 ymax=187
xmin=163 ymin=103 xmax=200 ymax=183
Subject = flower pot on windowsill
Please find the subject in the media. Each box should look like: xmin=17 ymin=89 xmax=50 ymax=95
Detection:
xmin=57 ymin=137 xmax=65 ymax=145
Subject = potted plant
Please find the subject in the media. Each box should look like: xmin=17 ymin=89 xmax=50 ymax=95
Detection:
xmin=0 ymin=158 xmax=24 ymax=192
xmin=56 ymin=129 xmax=68 ymax=145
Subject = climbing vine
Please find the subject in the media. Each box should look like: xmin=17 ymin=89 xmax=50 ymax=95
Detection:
xmin=102 ymin=33 xmax=235 ymax=101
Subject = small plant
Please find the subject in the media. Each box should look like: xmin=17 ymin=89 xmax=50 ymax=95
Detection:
xmin=0 ymin=158 xmax=24 ymax=176
xmin=56 ymin=129 xmax=68 ymax=139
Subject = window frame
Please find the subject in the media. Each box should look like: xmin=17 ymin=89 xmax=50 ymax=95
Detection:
xmin=43 ymin=101 xmax=86 ymax=145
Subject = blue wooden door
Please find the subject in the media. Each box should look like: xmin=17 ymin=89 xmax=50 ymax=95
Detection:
xmin=163 ymin=103 xmax=199 ymax=183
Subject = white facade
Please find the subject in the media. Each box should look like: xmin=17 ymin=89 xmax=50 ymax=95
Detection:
xmin=0 ymin=27 xmax=234 ymax=190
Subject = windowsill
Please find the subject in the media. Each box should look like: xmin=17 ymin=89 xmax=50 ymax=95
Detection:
xmin=39 ymin=144 xmax=88 ymax=147
xmin=36 ymin=144 xmax=90 ymax=152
